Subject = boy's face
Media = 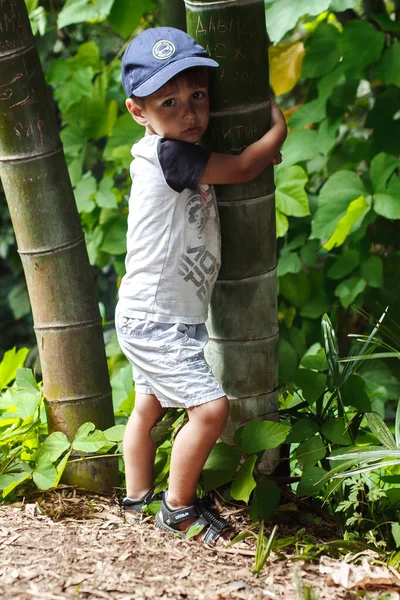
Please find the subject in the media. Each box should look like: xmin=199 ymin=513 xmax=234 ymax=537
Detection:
xmin=126 ymin=74 xmax=210 ymax=144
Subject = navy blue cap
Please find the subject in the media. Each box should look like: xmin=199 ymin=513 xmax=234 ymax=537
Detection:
xmin=121 ymin=27 xmax=219 ymax=98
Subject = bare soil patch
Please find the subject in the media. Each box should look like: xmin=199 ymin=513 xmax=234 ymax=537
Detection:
xmin=0 ymin=489 xmax=399 ymax=600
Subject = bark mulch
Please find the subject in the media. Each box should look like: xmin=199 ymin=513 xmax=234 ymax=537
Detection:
xmin=0 ymin=488 xmax=399 ymax=600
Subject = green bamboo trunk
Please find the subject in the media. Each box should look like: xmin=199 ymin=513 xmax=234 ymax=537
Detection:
xmin=159 ymin=0 xmax=187 ymax=30
xmin=185 ymin=0 xmax=278 ymax=469
xmin=0 ymin=0 xmax=118 ymax=492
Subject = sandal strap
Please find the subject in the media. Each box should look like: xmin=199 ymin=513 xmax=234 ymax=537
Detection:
xmin=161 ymin=498 xmax=199 ymax=527
xmin=196 ymin=499 xmax=231 ymax=532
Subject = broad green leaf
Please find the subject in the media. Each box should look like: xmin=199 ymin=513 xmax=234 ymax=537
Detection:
xmin=277 ymin=252 xmax=302 ymax=277
xmin=54 ymin=451 xmax=71 ymax=487
xmin=53 ymin=66 xmax=94 ymax=113
xmin=108 ymin=0 xmax=154 ymax=38
xmin=329 ymin=0 xmax=357 ymax=9
xmin=202 ymin=442 xmax=241 ymax=493
xmin=299 ymin=284 xmax=330 ymax=320
xmin=302 ymin=23 xmax=341 ymax=79
xmin=370 ymin=152 xmax=399 ymax=194
xmin=297 ymin=466 xmax=328 ymax=497
xmin=33 ymin=456 xmax=57 ymax=490
xmin=58 ymin=0 xmax=115 ymax=28
xmin=322 ymin=418 xmax=352 ymax=445
xmin=15 ymin=368 xmax=39 ymax=394
xmin=0 ymin=347 xmax=29 ymax=390
xmin=250 ymin=480 xmax=280 ymax=521
xmin=279 ymin=271 xmax=311 ymax=308
xmin=72 ymin=422 xmax=110 ymax=453
xmin=275 ymin=209 xmax=289 ymax=238
xmin=375 ymin=41 xmax=400 ymax=87
xmin=311 ymin=171 xmax=367 ymax=240
xmin=96 ymin=177 xmax=117 ymax=209
xmin=111 ymin=364 xmax=134 ymax=413
xmin=103 ymin=113 xmax=143 ymax=165
xmin=392 ymin=523 xmax=400 ymax=549
xmin=265 ymin=0 xmax=331 ymax=44
xmin=288 ymin=328 xmax=307 ymax=359
xmin=296 ymin=435 xmax=326 ymax=469
xmin=269 ymin=42 xmax=305 ymax=96
xmin=230 ymin=455 xmax=257 ymax=503
xmin=360 ymin=256 xmax=383 ymax=288
xmin=323 ymin=196 xmax=370 ymax=251
xmin=327 ymin=250 xmax=360 ymax=280
xmin=61 ymin=124 xmax=87 ymax=157
xmin=104 ymin=424 xmax=125 ymax=443
xmin=300 ymin=348 xmax=328 ymax=372
xmin=334 ymin=276 xmax=366 ymax=309
xmin=278 ymin=339 xmax=299 ymax=380
xmin=374 ymin=185 xmax=400 ymax=220
xmin=8 ymin=283 xmax=30 ymax=320
xmin=280 ymin=130 xmax=317 ymax=168
xmin=275 ymin=166 xmax=309 ymax=217
xmin=316 ymin=118 xmax=340 ymax=156
xmin=0 ymin=464 xmax=32 ymax=499
xmin=293 ymin=369 xmax=327 ymax=404
xmin=37 ymin=431 xmax=71 ymax=463
xmin=341 ymin=375 xmax=372 ymax=412
xmin=286 ymin=419 xmax=319 ymax=444
xmin=239 ymin=421 xmax=290 ymax=455
xmin=339 ymin=21 xmax=385 ymax=76
xmin=74 ymin=174 xmax=96 ymax=213
xmin=100 ymin=218 xmax=127 ymax=255
xmin=300 ymin=240 xmax=320 ymax=267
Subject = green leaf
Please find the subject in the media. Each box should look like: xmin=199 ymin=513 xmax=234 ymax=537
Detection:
xmin=312 ymin=171 xmax=367 ymax=241
xmin=341 ymin=375 xmax=372 ymax=412
xmin=323 ymin=196 xmax=370 ymax=251
xmin=96 ymin=177 xmax=117 ymax=209
xmin=296 ymin=435 xmax=326 ymax=469
xmin=280 ymin=131 xmax=318 ymax=167
xmin=316 ymin=118 xmax=340 ymax=156
xmin=374 ymin=191 xmax=400 ymax=220
xmin=72 ymin=422 xmax=109 ymax=453
xmin=360 ymin=256 xmax=383 ymax=288
xmin=8 ymin=282 xmax=31 ymax=320
xmin=297 ymin=466 xmax=328 ymax=497
xmin=275 ymin=166 xmax=310 ymax=217
xmin=0 ymin=347 xmax=29 ymax=390
xmin=33 ymin=456 xmax=57 ymax=490
xmin=321 ymin=418 xmax=352 ymax=445
xmin=74 ymin=174 xmax=96 ymax=213
xmin=334 ymin=276 xmax=366 ymax=309
xmin=61 ymin=124 xmax=87 ymax=157
xmin=111 ymin=364 xmax=135 ymax=415
xmin=54 ymin=66 xmax=94 ymax=113
xmin=375 ymin=41 xmax=400 ymax=87
xmin=103 ymin=424 xmax=125 ymax=443
xmin=293 ymin=369 xmax=327 ymax=404
xmin=250 ymin=480 xmax=280 ymax=521
xmin=265 ymin=0 xmax=331 ymax=44
xmin=286 ymin=419 xmax=319 ymax=444
xmin=392 ymin=523 xmax=400 ymax=549
xmin=108 ymin=0 xmax=154 ymax=38
xmin=54 ymin=451 xmax=71 ymax=487
xmin=239 ymin=421 xmax=290 ymax=455
xmin=300 ymin=348 xmax=328 ymax=372
xmin=275 ymin=209 xmax=289 ymax=238
xmin=103 ymin=113 xmax=143 ymax=165
xmin=0 ymin=464 xmax=32 ymax=499
xmin=278 ymin=339 xmax=299 ymax=380
xmin=277 ymin=252 xmax=302 ymax=277
xmin=279 ymin=271 xmax=311 ymax=308
xmin=327 ymin=249 xmax=360 ymax=280
xmin=366 ymin=412 xmax=397 ymax=450
xmin=15 ymin=368 xmax=39 ymax=394
xmin=37 ymin=431 xmax=71 ymax=463
xmin=370 ymin=152 xmax=399 ymax=194
xmin=329 ymin=0 xmax=357 ymax=9
xmin=202 ymin=442 xmax=241 ymax=493
xmin=230 ymin=455 xmax=257 ymax=503
xmin=100 ymin=218 xmax=127 ymax=255
xmin=339 ymin=21 xmax=385 ymax=76
xmin=58 ymin=0 xmax=115 ymax=28
xmin=302 ymin=23 xmax=341 ymax=79
xmin=300 ymin=240 xmax=320 ymax=267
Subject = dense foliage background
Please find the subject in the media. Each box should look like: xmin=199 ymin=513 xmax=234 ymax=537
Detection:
xmin=1 ymin=0 xmax=400 ymax=550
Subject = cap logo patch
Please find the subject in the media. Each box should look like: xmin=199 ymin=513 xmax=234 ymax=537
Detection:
xmin=152 ymin=40 xmax=176 ymax=60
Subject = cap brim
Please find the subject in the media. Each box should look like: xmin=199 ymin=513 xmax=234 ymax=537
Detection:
xmin=132 ymin=56 xmax=219 ymax=97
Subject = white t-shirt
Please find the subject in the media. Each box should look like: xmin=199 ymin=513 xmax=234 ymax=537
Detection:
xmin=118 ymin=135 xmax=221 ymax=324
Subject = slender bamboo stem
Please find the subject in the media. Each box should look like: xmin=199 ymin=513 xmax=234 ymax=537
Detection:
xmin=0 ymin=0 xmax=118 ymax=492
xmin=158 ymin=0 xmax=187 ymax=30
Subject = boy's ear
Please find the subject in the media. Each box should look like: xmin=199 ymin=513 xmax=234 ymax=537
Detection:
xmin=126 ymin=98 xmax=147 ymax=126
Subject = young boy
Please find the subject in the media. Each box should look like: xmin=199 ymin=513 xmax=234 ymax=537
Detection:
xmin=116 ymin=27 xmax=287 ymax=544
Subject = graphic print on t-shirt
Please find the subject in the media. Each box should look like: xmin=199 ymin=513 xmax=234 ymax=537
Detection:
xmin=178 ymin=185 xmax=220 ymax=303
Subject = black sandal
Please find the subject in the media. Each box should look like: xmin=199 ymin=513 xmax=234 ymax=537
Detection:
xmin=155 ymin=494 xmax=233 ymax=544
xmin=122 ymin=488 xmax=163 ymax=520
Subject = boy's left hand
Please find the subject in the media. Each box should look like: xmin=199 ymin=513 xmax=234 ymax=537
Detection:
xmin=272 ymin=152 xmax=282 ymax=165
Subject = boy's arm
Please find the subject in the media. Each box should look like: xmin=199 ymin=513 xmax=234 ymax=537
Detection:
xmin=200 ymin=100 xmax=287 ymax=185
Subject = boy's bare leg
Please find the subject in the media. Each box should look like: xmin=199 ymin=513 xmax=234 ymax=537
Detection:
xmin=123 ymin=392 xmax=166 ymax=499
xmin=167 ymin=395 xmax=229 ymax=531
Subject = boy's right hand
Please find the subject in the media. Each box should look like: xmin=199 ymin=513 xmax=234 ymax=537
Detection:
xmin=270 ymin=99 xmax=286 ymax=128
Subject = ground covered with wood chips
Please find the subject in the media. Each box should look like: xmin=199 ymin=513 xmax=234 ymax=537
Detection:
xmin=1 ymin=488 xmax=399 ymax=600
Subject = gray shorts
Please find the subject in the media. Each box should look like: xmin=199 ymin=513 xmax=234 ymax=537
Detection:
xmin=115 ymin=310 xmax=225 ymax=409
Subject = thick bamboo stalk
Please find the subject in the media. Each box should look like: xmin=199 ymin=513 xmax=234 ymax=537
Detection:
xmin=0 ymin=0 xmax=118 ymax=492
xmin=185 ymin=0 xmax=278 ymax=470
xmin=158 ymin=0 xmax=187 ymax=30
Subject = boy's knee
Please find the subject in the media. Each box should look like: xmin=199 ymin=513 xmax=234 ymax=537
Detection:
xmin=191 ymin=395 xmax=229 ymax=428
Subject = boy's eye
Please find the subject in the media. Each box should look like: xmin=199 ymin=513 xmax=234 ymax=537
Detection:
xmin=163 ymin=98 xmax=176 ymax=107
xmin=193 ymin=91 xmax=205 ymax=100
